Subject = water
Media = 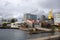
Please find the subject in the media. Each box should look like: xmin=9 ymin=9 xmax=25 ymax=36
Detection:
xmin=27 ymin=33 xmax=51 ymax=39
xmin=0 ymin=29 xmax=27 ymax=40
xmin=0 ymin=29 xmax=60 ymax=40
xmin=27 ymin=31 xmax=60 ymax=39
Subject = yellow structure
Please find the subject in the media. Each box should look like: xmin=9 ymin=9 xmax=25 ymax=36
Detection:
xmin=48 ymin=9 xmax=53 ymax=19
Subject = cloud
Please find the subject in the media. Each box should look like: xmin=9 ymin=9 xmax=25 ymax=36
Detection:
xmin=38 ymin=0 xmax=60 ymax=9
xmin=0 ymin=0 xmax=60 ymax=19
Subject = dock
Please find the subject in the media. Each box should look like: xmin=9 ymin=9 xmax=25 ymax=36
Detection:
xmin=19 ymin=27 xmax=35 ymax=31
xmin=28 ymin=35 xmax=60 ymax=40
xmin=35 ymin=27 xmax=51 ymax=31
xmin=35 ymin=27 xmax=60 ymax=32
xmin=19 ymin=27 xmax=51 ymax=31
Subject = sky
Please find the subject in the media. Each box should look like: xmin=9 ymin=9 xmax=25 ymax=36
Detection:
xmin=0 ymin=0 xmax=60 ymax=19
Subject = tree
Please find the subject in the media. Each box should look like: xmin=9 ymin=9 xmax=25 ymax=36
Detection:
xmin=2 ymin=23 xmax=7 ymax=28
xmin=11 ymin=18 xmax=17 ymax=23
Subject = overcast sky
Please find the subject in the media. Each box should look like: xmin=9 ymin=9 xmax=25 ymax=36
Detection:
xmin=0 ymin=0 xmax=60 ymax=18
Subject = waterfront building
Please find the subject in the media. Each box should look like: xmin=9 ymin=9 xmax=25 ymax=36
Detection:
xmin=24 ymin=13 xmax=37 ymax=27
xmin=40 ymin=15 xmax=47 ymax=23
xmin=24 ymin=13 xmax=37 ymax=21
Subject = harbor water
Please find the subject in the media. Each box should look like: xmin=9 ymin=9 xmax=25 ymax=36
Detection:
xmin=0 ymin=29 xmax=27 ymax=40
xmin=0 ymin=29 xmax=60 ymax=40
